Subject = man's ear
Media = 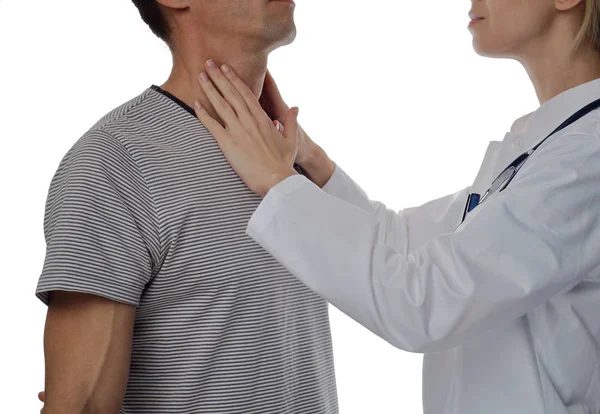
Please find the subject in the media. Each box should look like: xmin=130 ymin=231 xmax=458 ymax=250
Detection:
xmin=155 ymin=0 xmax=189 ymax=10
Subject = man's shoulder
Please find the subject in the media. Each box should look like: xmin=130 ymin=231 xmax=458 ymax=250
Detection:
xmin=89 ymin=86 xmax=156 ymax=133
xmin=60 ymin=87 xmax=158 ymax=166
xmin=54 ymin=86 xmax=157 ymax=184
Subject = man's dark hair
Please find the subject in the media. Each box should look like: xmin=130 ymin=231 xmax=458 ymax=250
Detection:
xmin=131 ymin=0 xmax=171 ymax=44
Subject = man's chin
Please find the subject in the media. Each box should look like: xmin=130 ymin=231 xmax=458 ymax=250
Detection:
xmin=265 ymin=25 xmax=297 ymax=51
xmin=279 ymin=25 xmax=297 ymax=46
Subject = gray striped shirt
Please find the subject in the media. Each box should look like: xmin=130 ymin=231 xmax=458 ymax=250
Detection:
xmin=36 ymin=85 xmax=338 ymax=413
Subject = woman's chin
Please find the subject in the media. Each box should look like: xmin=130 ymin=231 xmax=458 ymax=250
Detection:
xmin=472 ymin=41 xmax=508 ymax=59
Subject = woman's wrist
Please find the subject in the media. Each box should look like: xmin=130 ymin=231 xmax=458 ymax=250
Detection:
xmin=299 ymin=144 xmax=336 ymax=189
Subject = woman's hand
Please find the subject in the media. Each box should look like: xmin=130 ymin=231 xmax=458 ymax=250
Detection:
xmin=259 ymin=70 xmax=310 ymax=165
xmin=194 ymin=60 xmax=300 ymax=198
xmin=258 ymin=70 xmax=289 ymax=126
xmin=259 ymin=69 xmax=319 ymax=167
xmin=260 ymin=70 xmax=336 ymax=188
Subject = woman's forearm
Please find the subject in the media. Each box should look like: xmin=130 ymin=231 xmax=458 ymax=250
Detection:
xmin=299 ymin=144 xmax=336 ymax=188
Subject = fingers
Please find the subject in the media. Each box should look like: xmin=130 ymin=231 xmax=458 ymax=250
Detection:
xmin=193 ymin=100 xmax=230 ymax=147
xmin=283 ymin=107 xmax=300 ymax=156
xmin=283 ymin=107 xmax=299 ymax=138
xmin=203 ymin=60 xmax=257 ymax=128
xmin=204 ymin=60 xmax=247 ymax=113
xmin=201 ymin=61 xmax=267 ymax=140
xmin=218 ymin=64 xmax=273 ymax=134
xmin=197 ymin=70 xmax=241 ymax=131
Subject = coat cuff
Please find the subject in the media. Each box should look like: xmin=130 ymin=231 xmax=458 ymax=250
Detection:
xmin=246 ymin=174 xmax=316 ymax=237
xmin=321 ymin=162 xmax=374 ymax=213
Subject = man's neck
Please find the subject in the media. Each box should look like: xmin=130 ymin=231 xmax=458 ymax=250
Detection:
xmin=160 ymin=38 xmax=269 ymax=125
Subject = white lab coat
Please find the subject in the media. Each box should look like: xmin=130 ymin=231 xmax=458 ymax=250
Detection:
xmin=245 ymin=78 xmax=600 ymax=413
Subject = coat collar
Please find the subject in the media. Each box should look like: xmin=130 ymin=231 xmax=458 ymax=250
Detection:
xmin=509 ymin=77 xmax=600 ymax=149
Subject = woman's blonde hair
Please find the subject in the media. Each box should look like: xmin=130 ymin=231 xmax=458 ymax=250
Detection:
xmin=573 ymin=0 xmax=600 ymax=53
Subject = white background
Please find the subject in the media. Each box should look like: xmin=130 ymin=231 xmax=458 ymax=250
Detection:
xmin=0 ymin=0 xmax=538 ymax=412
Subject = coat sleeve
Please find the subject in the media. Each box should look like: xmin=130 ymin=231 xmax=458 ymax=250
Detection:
xmin=321 ymin=162 xmax=470 ymax=254
xmin=246 ymin=136 xmax=600 ymax=353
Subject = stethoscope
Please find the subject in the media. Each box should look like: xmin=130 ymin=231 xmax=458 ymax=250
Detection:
xmin=457 ymin=97 xmax=600 ymax=229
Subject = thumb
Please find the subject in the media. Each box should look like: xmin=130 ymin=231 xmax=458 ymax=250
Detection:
xmin=283 ymin=107 xmax=300 ymax=149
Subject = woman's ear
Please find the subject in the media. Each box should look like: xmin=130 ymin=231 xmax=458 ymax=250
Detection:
xmin=554 ymin=0 xmax=585 ymax=12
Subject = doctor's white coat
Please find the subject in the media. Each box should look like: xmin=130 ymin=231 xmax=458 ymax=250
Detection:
xmin=246 ymin=79 xmax=600 ymax=413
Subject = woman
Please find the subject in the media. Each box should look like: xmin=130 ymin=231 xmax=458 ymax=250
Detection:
xmin=192 ymin=0 xmax=600 ymax=412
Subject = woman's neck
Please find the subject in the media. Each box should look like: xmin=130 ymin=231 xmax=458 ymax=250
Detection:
xmin=519 ymin=32 xmax=600 ymax=105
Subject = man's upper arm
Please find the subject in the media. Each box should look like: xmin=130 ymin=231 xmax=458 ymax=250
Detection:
xmin=43 ymin=291 xmax=136 ymax=414
xmin=36 ymin=131 xmax=157 ymax=412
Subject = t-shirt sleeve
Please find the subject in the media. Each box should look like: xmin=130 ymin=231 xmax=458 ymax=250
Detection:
xmin=36 ymin=129 xmax=159 ymax=307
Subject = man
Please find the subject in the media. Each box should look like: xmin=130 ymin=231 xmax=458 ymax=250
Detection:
xmin=36 ymin=0 xmax=338 ymax=412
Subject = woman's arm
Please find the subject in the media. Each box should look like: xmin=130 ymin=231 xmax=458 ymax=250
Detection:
xmin=260 ymin=67 xmax=470 ymax=244
xmin=246 ymin=135 xmax=600 ymax=353
xmin=303 ymin=144 xmax=471 ymax=255
xmin=192 ymin=63 xmax=599 ymax=353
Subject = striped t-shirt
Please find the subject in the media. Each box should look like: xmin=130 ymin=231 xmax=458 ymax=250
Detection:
xmin=36 ymin=85 xmax=338 ymax=413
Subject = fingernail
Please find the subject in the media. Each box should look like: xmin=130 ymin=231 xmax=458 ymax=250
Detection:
xmin=221 ymin=64 xmax=231 ymax=74
xmin=206 ymin=59 xmax=217 ymax=69
xmin=199 ymin=72 xmax=209 ymax=83
xmin=194 ymin=100 xmax=203 ymax=111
